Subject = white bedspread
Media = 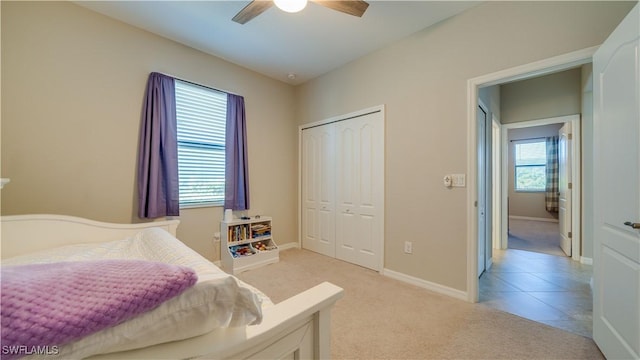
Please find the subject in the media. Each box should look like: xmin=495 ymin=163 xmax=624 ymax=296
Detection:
xmin=2 ymin=227 xmax=273 ymax=359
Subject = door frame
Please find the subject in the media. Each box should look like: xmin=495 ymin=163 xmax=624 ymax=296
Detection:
xmin=477 ymin=99 xmax=492 ymax=275
xmin=500 ymin=115 xmax=582 ymax=262
xmin=466 ymin=46 xmax=597 ymax=302
xmin=492 ymin=115 xmax=502 ymax=251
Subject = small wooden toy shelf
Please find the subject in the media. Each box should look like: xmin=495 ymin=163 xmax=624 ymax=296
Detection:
xmin=221 ymin=216 xmax=279 ymax=274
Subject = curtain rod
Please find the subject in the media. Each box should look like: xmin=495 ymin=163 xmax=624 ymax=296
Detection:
xmin=157 ymin=72 xmax=240 ymax=96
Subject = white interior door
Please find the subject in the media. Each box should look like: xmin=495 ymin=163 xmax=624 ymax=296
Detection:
xmin=558 ymin=123 xmax=572 ymax=257
xmin=477 ymin=105 xmax=488 ymax=276
xmin=593 ymin=4 xmax=639 ymax=359
xmin=335 ymin=111 xmax=384 ymax=271
xmin=301 ymin=125 xmax=336 ymax=257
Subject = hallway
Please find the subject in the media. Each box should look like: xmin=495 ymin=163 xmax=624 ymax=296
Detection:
xmin=479 ymin=249 xmax=593 ymax=338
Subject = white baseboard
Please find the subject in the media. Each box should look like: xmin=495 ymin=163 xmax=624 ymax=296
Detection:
xmin=278 ymin=242 xmax=300 ymax=251
xmin=509 ymin=215 xmax=559 ymax=223
xmin=382 ymin=268 xmax=467 ymax=301
xmin=276 ymin=244 xmax=468 ymax=301
xmin=580 ymin=256 xmax=593 ymax=265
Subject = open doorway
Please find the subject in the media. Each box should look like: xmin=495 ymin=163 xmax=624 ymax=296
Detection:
xmin=507 ymin=122 xmax=565 ymax=257
xmin=477 ymin=68 xmax=585 ymax=259
xmin=466 ymin=45 xmax=597 ymax=296
xmin=484 ymin=113 xmax=592 ymax=337
xmin=504 ymin=116 xmax=580 ymax=259
xmin=473 ymin=61 xmax=593 ymax=337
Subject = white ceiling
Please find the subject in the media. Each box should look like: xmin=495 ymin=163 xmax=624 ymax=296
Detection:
xmin=77 ymin=1 xmax=479 ymax=85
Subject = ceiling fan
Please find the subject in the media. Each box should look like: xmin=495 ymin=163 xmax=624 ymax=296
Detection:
xmin=232 ymin=0 xmax=369 ymax=24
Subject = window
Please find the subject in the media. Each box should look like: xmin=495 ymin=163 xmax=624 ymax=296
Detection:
xmin=514 ymin=140 xmax=546 ymax=192
xmin=175 ymin=80 xmax=227 ymax=207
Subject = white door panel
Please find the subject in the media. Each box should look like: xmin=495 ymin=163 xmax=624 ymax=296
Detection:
xmin=337 ymin=212 xmax=356 ymax=250
xmin=558 ymin=123 xmax=571 ymax=256
xmin=477 ymin=105 xmax=487 ymax=276
xmin=336 ymin=118 xmax=363 ymax=266
xmin=335 ymin=112 xmax=384 ymax=271
xmin=320 ymin=131 xmax=334 ymax=204
xmin=302 ymin=132 xmax=318 ymax=251
xmin=593 ymin=4 xmax=639 ymax=358
xmin=600 ymin=247 xmax=639 ymax=352
xmin=302 ymin=126 xmax=335 ymax=257
xmin=359 ymin=214 xmax=376 ymax=255
xmin=359 ymin=123 xmax=374 ymax=207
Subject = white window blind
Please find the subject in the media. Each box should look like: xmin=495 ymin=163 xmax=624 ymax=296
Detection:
xmin=514 ymin=140 xmax=546 ymax=192
xmin=175 ymin=80 xmax=227 ymax=207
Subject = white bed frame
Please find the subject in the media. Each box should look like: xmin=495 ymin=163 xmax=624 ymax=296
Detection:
xmin=1 ymin=214 xmax=344 ymax=359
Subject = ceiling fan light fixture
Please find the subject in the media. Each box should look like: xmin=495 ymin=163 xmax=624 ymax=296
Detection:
xmin=274 ymin=0 xmax=308 ymax=13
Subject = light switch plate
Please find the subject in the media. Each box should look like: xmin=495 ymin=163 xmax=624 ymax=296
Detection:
xmin=451 ymin=174 xmax=466 ymax=187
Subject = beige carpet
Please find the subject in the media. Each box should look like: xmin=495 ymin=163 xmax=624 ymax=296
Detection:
xmin=508 ymin=218 xmax=566 ymax=257
xmin=238 ymin=249 xmax=603 ymax=359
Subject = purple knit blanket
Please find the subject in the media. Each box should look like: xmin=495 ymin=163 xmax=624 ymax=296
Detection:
xmin=1 ymin=260 xmax=197 ymax=359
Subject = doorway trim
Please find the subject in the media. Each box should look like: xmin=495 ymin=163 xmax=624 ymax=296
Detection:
xmin=466 ymin=45 xmax=597 ymax=302
xmin=500 ymin=114 xmax=582 ymax=262
xmin=477 ymin=99 xmax=491 ymax=276
xmin=492 ymin=115 xmax=502 ymax=251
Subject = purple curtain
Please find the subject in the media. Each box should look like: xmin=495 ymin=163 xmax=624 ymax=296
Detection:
xmin=137 ymin=72 xmax=180 ymax=218
xmin=224 ymin=94 xmax=250 ymax=210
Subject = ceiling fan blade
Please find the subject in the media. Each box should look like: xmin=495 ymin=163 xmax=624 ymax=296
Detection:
xmin=312 ymin=0 xmax=369 ymax=17
xmin=232 ymin=1 xmax=274 ymax=24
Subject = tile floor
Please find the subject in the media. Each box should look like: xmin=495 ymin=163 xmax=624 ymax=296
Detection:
xmin=479 ymin=248 xmax=594 ymax=338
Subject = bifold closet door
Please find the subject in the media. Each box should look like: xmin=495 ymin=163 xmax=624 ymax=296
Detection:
xmin=335 ymin=111 xmax=384 ymax=271
xmin=301 ymin=125 xmax=336 ymax=258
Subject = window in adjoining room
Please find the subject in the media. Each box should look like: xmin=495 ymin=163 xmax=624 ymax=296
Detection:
xmin=175 ymin=80 xmax=227 ymax=207
xmin=514 ymin=140 xmax=546 ymax=192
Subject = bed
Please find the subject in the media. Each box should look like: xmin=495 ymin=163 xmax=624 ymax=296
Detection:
xmin=0 ymin=214 xmax=343 ymax=359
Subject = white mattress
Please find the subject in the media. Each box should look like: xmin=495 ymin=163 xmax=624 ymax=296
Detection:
xmin=2 ymin=227 xmax=273 ymax=359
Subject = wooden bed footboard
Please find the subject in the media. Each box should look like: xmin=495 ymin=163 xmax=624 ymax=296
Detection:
xmin=90 ymin=282 xmax=344 ymax=360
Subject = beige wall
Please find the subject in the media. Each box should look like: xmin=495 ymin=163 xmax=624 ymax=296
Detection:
xmin=1 ymin=2 xmax=298 ymax=261
xmin=295 ymin=2 xmax=632 ymax=291
xmin=501 ymin=68 xmax=582 ymax=124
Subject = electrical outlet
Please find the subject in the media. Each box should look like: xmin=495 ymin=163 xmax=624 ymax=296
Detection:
xmin=404 ymin=241 xmax=413 ymax=254
xmin=213 ymin=232 xmax=221 ymax=243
